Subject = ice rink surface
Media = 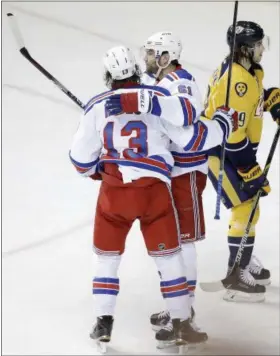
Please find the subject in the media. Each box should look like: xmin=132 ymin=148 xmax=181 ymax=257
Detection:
xmin=2 ymin=2 xmax=279 ymax=355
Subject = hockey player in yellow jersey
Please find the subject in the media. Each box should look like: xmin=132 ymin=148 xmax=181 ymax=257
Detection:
xmin=203 ymin=21 xmax=280 ymax=302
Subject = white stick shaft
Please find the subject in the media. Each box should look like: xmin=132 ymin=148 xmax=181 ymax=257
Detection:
xmin=7 ymin=13 xmax=25 ymax=50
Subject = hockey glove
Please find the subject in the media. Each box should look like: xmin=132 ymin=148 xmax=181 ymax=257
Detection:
xmin=105 ymin=89 xmax=161 ymax=116
xmin=212 ymin=106 xmax=239 ymax=141
xmin=237 ymin=163 xmax=271 ymax=197
xmin=264 ymin=88 xmax=280 ymax=125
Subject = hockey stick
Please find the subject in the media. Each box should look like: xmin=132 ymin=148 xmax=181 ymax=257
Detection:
xmin=214 ymin=1 xmax=239 ymax=220
xmin=6 ymin=13 xmax=85 ymax=110
xmin=200 ymin=125 xmax=280 ymax=292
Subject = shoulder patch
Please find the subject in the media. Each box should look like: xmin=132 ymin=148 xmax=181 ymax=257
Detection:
xmin=235 ymin=82 xmax=248 ymax=97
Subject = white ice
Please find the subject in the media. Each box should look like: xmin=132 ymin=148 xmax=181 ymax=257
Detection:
xmin=2 ymin=2 xmax=279 ymax=355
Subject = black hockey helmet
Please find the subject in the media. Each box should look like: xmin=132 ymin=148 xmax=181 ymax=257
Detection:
xmin=227 ymin=21 xmax=264 ymax=48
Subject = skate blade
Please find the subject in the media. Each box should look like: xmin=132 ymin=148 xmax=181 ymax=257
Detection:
xmin=156 ymin=339 xmax=176 ymax=349
xmin=176 ymin=340 xmax=206 ymax=355
xmin=178 ymin=344 xmax=189 ymax=354
xmin=96 ymin=338 xmax=110 ymax=354
xmin=223 ymin=290 xmax=265 ymax=303
xmin=175 ymin=338 xmax=188 ymax=346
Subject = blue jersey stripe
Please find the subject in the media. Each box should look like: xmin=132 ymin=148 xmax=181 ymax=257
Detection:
xmin=197 ymin=122 xmax=208 ymax=150
xmin=92 ymin=289 xmax=119 ymax=296
xmin=69 ymin=154 xmax=99 ymax=169
xmin=183 ymin=124 xmax=199 ymax=151
xmin=160 ymin=277 xmax=187 ymax=287
xmin=99 ymin=159 xmax=171 ymax=179
xmin=93 ymin=277 xmax=119 ymax=284
xmin=187 ymin=280 xmax=197 ymax=286
xmin=174 ymin=160 xmax=207 ymax=168
xmin=162 ymin=290 xmax=189 ymax=298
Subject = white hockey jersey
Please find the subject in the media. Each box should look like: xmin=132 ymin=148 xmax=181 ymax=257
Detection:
xmin=142 ymin=67 xmax=209 ymax=177
xmin=69 ymin=85 xmax=229 ymax=185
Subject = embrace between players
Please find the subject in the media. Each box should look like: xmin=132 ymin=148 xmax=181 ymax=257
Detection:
xmin=69 ymin=22 xmax=280 ymax=350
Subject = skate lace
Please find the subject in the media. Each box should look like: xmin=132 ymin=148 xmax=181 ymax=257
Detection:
xmin=240 ymin=266 xmax=257 ymax=286
xmin=158 ymin=310 xmax=170 ymax=319
xmin=249 ymin=255 xmax=263 ymax=275
xmin=162 ymin=319 xmax=173 ymax=331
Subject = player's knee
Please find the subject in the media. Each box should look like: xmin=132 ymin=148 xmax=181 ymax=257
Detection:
xmin=152 ymin=252 xmax=185 ymax=280
xmin=229 ymin=201 xmax=260 ymax=236
xmin=181 ymin=242 xmax=197 ymax=274
xmin=231 ymin=201 xmax=260 ymax=223
xmin=94 ymin=254 xmax=121 ymax=277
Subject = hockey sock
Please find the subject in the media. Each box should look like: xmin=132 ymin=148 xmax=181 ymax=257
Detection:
xmin=92 ymin=255 xmax=121 ymax=317
xmin=228 ymin=236 xmax=255 ymax=268
xmin=153 ymin=253 xmax=190 ymax=320
xmin=181 ymin=242 xmax=197 ymax=308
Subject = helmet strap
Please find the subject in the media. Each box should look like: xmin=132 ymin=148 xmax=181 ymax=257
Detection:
xmin=155 ymin=54 xmax=172 ymax=80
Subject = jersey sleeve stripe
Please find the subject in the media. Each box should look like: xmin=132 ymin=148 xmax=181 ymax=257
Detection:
xmin=178 ymin=97 xmax=196 ymax=126
xmin=69 ymin=153 xmax=99 ymax=173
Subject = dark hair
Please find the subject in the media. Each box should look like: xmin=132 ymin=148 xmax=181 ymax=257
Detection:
xmin=232 ymin=45 xmax=253 ymax=63
xmin=161 ymin=51 xmax=180 ymax=67
xmin=171 ymin=59 xmax=180 ymax=66
xmin=227 ymin=21 xmax=264 ymax=64
xmin=104 ymin=64 xmax=142 ymax=89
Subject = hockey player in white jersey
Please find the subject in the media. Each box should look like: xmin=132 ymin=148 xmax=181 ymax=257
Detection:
xmin=70 ymin=46 xmax=238 ymax=351
xmin=143 ymin=32 xmax=206 ymax=333
xmin=106 ymin=32 xmax=210 ymax=336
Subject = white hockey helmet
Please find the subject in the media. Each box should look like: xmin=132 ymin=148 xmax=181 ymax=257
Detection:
xmin=103 ymin=46 xmax=137 ymax=80
xmin=143 ymin=31 xmax=182 ymax=61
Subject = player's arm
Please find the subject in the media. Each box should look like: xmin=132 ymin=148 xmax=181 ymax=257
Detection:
xmin=205 ymin=70 xmax=271 ymax=196
xmin=105 ymin=87 xmax=198 ymax=127
xmin=204 ymin=71 xmax=257 ymax=169
xmin=161 ymin=107 xmax=239 ymax=152
xmin=157 ymin=78 xmax=203 ymax=126
xmin=69 ymin=107 xmax=102 ymax=179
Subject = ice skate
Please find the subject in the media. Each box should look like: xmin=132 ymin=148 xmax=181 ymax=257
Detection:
xmin=150 ymin=310 xmax=171 ymax=332
xmin=155 ymin=319 xmax=177 ymax=349
xmin=173 ymin=318 xmax=208 ymax=346
xmin=223 ymin=266 xmax=266 ymax=303
xmin=248 ymin=255 xmax=271 ymax=286
xmin=90 ymin=315 xmax=114 ymax=354
xmin=155 ymin=318 xmax=208 ymax=351
xmin=151 ymin=306 xmax=200 ymax=332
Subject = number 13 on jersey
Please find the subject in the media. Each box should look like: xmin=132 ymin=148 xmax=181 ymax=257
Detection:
xmin=103 ymin=121 xmax=148 ymax=158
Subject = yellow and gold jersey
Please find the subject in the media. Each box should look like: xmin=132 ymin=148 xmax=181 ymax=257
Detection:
xmin=202 ymin=58 xmax=265 ymax=168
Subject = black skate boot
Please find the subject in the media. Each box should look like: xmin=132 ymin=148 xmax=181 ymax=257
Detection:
xmin=155 ymin=320 xmax=176 ymax=349
xmin=155 ymin=318 xmax=208 ymax=350
xmin=150 ymin=310 xmax=170 ymax=331
xmin=223 ymin=266 xmax=266 ymax=302
xmin=173 ymin=318 xmax=208 ymax=346
xmin=151 ymin=307 xmax=200 ymax=332
xmin=248 ymin=255 xmax=271 ymax=286
xmin=90 ymin=315 xmax=113 ymax=352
